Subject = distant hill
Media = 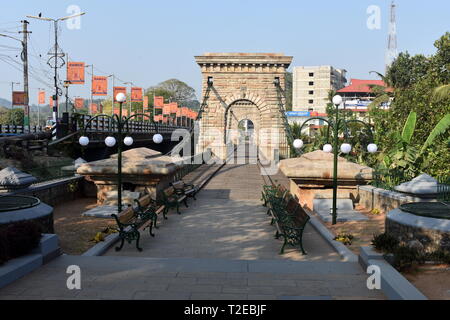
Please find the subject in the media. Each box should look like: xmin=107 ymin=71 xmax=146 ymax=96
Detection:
xmin=0 ymin=97 xmax=11 ymax=108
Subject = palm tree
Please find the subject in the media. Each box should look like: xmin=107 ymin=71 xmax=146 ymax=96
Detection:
xmin=432 ymin=84 xmax=450 ymax=102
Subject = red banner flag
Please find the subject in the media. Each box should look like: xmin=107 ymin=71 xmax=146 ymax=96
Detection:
xmin=49 ymin=96 xmax=59 ymax=107
xmin=67 ymin=62 xmax=85 ymax=84
xmin=92 ymin=76 xmax=108 ymax=96
xmin=154 ymin=96 xmax=164 ymax=107
xmin=74 ymin=98 xmax=84 ymax=109
xmin=12 ymin=91 xmax=26 ymax=106
xmin=169 ymin=102 xmax=178 ymax=114
xmin=113 ymin=86 xmax=127 ymax=102
xmin=90 ymin=103 xmax=98 ymax=114
xmin=38 ymin=91 xmax=45 ymax=105
xmin=131 ymin=87 xmax=143 ymax=102
xmin=162 ymin=104 xmax=169 ymax=115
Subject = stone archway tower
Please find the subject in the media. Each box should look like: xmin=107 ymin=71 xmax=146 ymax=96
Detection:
xmin=195 ymin=53 xmax=293 ymax=160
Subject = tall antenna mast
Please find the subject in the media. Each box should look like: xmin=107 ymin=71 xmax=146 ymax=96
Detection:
xmin=385 ymin=1 xmax=398 ymax=73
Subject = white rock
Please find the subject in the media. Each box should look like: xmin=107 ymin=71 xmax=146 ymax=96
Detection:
xmin=394 ymin=174 xmax=439 ymax=195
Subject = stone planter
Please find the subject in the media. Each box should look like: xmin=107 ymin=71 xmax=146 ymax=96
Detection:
xmin=386 ymin=208 xmax=450 ymax=253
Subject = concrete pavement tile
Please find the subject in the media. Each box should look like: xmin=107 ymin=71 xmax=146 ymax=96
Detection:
xmin=167 ymin=284 xmax=222 ymax=293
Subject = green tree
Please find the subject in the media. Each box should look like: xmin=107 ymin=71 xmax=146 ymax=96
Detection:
xmin=156 ymin=79 xmax=196 ymax=104
xmin=371 ymin=32 xmax=450 ymax=177
xmin=0 ymin=108 xmax=24 ymax=125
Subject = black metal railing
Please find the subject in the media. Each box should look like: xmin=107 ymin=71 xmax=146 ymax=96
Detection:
xmin=437 ymin=176 xmax=450 ymax=202
xmin=0 ymin=124 xmax=44 ymax=134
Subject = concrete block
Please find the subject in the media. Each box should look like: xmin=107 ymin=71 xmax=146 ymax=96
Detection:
xmin=358 ymin=246 xmax=384 ymax=268
xmin=367 ymin=259 xmax=427 ymax=300
xmin=313 ymin=198 xmax=354 ymax=213
xmin=0 ymin=254 xmax=43 ymax=289
xmin=32 ymin=234 xmax=59 ymax=257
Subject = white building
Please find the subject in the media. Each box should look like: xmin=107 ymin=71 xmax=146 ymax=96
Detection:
xmin=292 ymin=66 xmax=347 ymax=113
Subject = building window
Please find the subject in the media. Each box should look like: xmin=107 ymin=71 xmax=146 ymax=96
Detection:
xmin=309 ymin=81 xmax=314 ymax=86
xmin=309 ymin=100 xmax=314 ymax=104
xmin=309 ymin=90 xmax=314 ymax=95
xmin=309 ymin=72 xmax=314 ymax=77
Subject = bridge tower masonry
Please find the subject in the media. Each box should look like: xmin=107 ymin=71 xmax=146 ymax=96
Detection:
xmin=195 ymin=53 xmax=293 ymax=161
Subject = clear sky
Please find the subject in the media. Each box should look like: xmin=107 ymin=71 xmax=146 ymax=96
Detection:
xmin=0 ymin=0 xmax=449 ymax=105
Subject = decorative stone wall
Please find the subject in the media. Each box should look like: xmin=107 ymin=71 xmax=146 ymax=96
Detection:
xmin=386 ymin=208 xmax=450 ymax=253
xmin=194 ymin=53 xmax=293 ymax=160
xmin=358 ymin=185 xmax=438 ymax=214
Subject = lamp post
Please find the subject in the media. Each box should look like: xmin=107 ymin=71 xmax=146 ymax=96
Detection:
xmin=79 ymin=93 xmax=163 ymax=213
xmin=124 ymin=81 xmax=133 ymax=116
xmin=27 ymin=12 xmax=86 ymax=123
xmin=63 ymin=80 xmax=72 ymax=113
xmin=292 ymin=95 xmax=378 ymax=225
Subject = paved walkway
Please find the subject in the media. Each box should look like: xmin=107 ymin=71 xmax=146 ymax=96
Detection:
xmin=0 ymin=157 xmax=385 ymax=300
xmin=107 ymin=164 xmax=339 ymax=261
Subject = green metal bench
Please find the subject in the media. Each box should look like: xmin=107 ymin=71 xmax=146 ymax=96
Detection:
xmin=111 ymin=195 xmax=156 ymax=252
xmin=133 ymin=195 xmax=158 ymax=236
xmin=262 ymin=185 xmax=310 ymax=255
xmin=161 ymin=186 xmax=188 ymax=216
xmin=171 ymin=180 xmax=198 ymax=201
xmin=274 ymin=205 xmax=310 ymax=255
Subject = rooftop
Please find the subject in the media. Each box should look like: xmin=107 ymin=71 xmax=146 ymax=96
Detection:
xmin=337 ymin=79 xmax=393 ymax=93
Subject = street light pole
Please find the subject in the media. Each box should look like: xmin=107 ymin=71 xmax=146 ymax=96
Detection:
xmin=63 ymin=80 xmax=71 ymax=113
xmin=292 ymin=94 xmax=377 ymax=225
xmin=124 ymin=81 xmax=133 ymax=116
xmin=79 ymin=92 xmax=164 ymax=214
xmin=86 ymin=64 xmax=94 ymax=114
xmin=27 ymin=12 xmax=86 ymax=123
xmin=331 ymin=96 xmax=342 ymax=225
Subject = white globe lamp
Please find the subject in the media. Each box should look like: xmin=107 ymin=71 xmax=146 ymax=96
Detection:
xmin=293 ymin=139 xmax=304 ymax=149
xmin=332 ymin=95 xmax=343 ymax=106
xmin=340 ymin=143 xmax=352 ymax=154
xmin=124 ymin=136 xmax=134 ymax=146
xmin=367 ymin=143 xmax=378 ymax=154
xmin=153 ymin=134 xmax=163 ymax=144
xmin=105 ymin=136 xmax=117 ymax=147
xmin=79 ymin=136 xmax=89 ymax=146
xmin=323 ymin=144 xmax=333 ymax=153
xmin=116 ymin=92 xmax=126 ymax=103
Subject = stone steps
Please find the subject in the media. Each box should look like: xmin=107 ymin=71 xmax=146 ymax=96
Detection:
xmin=0 ymin=255 xmax=384 ymax=300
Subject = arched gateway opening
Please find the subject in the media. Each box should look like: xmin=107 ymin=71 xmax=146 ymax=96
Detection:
xmin=195 ymin=53 xmax=293 ymax=161
xmin=225 ymin=100 xmax=260 ymax=163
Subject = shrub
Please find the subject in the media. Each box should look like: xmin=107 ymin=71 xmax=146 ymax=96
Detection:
xmin=3 ymin=221 xmax=42 ymax=259
xmin=424 ymin=250 xmax=450 ymax=264
xmin=371 ymin=233 xmax=400 ymax=253
xmin=392 ymin=245 xmax=425 ymax=272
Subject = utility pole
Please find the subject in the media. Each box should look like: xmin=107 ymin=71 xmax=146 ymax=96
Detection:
xmin=37 ymin=88 xmax=45 ymax=127
xmin=19 ymin=20 xmax=31 ymax=131
xmin=86 ymin=64 xmax=94 ymax=114
xmin=27 ymin=12 xmax=86 ymax=124
xmin=124 ymin=81 xmax=133 ymax=116
xmin=109 ymin=74 xmax=115 ymax=116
